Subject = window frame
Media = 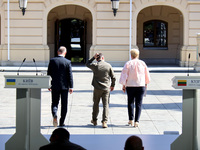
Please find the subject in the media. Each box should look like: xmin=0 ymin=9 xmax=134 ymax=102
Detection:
xmin=143 ymin=20 xmax=168 ymax=49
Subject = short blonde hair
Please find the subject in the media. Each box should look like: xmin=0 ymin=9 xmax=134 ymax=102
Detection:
xmin=130 ymin=49 xmax=139 ymax=59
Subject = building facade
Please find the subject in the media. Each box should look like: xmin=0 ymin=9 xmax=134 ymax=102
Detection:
xmin=0 ymin=0 xmax=200 ymax=66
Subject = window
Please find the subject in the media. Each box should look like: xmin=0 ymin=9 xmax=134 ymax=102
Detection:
xmin=143 ymin=20 xmax=168 ymax=48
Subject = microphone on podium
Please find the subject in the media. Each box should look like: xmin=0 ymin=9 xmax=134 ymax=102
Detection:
xmin=17 ymin=58 xmax=26 ymax=75
xmin=187 ymin=53 xmax=190 ymax=76
xmin=33 ymin=58 xmax=38 ymax=76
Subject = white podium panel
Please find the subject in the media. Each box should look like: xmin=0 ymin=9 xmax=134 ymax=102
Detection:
xmin=172 ymin=76 xmax=200 ymax=89
xmin=5 ymin=75 xmax=50 ymax=88
xmin=4 ymin=75 xmax=51 ymax=150
xmin=171 ymin=76 xmax=200 ymax=150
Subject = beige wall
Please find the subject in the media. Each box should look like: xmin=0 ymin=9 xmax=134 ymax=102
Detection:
xmin=91 ymin=2 xmax=130 ymax=65
xmin=179 ymin=2 xmax=200 ymax=66
xmin=0 ymin=1 xmax=49 ymax=65
xmin=0 ymin=0 xmax=200 ymax=66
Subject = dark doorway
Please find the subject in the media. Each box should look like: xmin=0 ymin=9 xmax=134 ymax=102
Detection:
xmin=55 ymin=18 xmax=87 ymax=63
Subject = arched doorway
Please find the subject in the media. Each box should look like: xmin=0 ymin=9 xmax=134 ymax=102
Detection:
xmin=137 ymin=5 xmax=183 ymax=65
xmin=55 ymin=18 xmax=86 ymax=63
xmin=47 ymin=5 xmax=92 ymax=64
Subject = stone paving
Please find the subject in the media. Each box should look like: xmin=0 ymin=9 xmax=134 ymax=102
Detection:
xmin=0 ymin=66 xmax=195 ymax=137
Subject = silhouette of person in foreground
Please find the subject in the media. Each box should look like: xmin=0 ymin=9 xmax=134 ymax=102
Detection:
xmin=39 ymin=128 xmax=86 ymax=150
xmin=124 ymin=135 xmax=144 ymax=150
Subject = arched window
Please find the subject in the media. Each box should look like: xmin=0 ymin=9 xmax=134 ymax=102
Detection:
xmin=143 ymin=20 xmax=168 ymax=49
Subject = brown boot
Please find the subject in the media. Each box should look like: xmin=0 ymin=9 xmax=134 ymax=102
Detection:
xmin=91 ymin=120 xmax=97 ymax=126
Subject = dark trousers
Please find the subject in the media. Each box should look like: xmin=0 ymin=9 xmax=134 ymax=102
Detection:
xmin=126 ymin=87 xmax=145 ymax=122
xmin=51 ymin=89 xmax=69 ymax=125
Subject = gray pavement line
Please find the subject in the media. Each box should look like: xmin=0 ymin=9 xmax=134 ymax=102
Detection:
xmin=109 ymin=116 xmax=115 ymax=134
xmin=67 ymin=94 xmax=74 ymax=129
xmin=142 ymin=104 xmax=160 ymax=134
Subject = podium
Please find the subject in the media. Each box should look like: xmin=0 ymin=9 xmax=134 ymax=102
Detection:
xmin=171 ymin=76 xmax=200 ymax=150
xmin=4 ymin=75 xmax=51 ymax=150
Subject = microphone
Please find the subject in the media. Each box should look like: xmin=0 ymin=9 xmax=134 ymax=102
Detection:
xmin=33 ymin=58 xmax=38 ymax=76
xmin=17 ymin=58 xmax=26 ymax=75
xmin=187 ymin=53 xmax=190 ymax=76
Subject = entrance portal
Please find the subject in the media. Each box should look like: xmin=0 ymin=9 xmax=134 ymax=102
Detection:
xmin=137 ymin=6 xmax=183 ymax=65
xmin=47 ymin=5 xmax=92 ymax=64
xmin=55 ymin=19 xmax=86 ymax=63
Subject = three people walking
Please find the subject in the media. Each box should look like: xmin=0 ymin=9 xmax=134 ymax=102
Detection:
xmin=47 ymin=47 xmax=150 ymax=128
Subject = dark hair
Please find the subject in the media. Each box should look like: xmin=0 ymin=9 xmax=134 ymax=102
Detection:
xmin=96 ymin=53 xmax=103 ymax=61
xmin=52 ymin=128 xmax=70 ymax=140
xmin=124 ymin=136 xmax=143 ymax=150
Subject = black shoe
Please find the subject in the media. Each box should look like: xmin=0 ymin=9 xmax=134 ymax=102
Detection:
xmin=59 ymin=124 xmax=65 ymax=127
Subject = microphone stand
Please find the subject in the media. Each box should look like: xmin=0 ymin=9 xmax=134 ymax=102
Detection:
xmin=187 ymin=53 xmax=190 ymax=76
xmin=33 ymin=58 xmax=38 ymax=76
xmin=17 ymin=58 xmax=26 ymax=75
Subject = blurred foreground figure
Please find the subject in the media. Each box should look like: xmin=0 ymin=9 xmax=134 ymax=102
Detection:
xmin=124 ymin=135 xmax=144 ymax=150
xmin=39 ymin=128 xmax=86 ymax=150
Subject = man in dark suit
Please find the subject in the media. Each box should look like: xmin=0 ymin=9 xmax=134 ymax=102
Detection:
xmin=39 ymin=128 xmax=86 ymax=150
xmin=47 ymin=46 xmax=73 ymax=127
xmin=86 ymin=53 xmax=116 ymax=128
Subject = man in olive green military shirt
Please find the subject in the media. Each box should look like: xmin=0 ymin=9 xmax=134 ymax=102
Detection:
xmin=86 ymin=53 xmax=116 ymax=128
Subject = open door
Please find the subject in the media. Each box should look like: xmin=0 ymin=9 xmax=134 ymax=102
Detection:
xmin=55 ymin=18 xmax=86 ymax=63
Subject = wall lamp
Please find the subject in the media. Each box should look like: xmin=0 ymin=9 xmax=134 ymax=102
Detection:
xmin=111 ymin=0 xmax=119 ymax=16
xmin=19 ymin=0 xmax=27 ymax=15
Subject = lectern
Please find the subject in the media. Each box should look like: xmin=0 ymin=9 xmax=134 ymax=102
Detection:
xmin=171 ymin=76 xmax=200 ymax=150
xmin=4 ymin=75 xmax=51 ymax=150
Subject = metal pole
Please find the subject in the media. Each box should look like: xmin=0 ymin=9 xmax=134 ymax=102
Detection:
xmin=7 ymin=0 xmax=10 ymax=60
xmin=129 ymin=0 xmax=132 ymax=60
xmin=197 ymin=33 xmax=200 ymax=62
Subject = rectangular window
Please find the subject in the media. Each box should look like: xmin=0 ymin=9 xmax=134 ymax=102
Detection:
xmin=143 ymin=20 xmax=168 ymax=49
